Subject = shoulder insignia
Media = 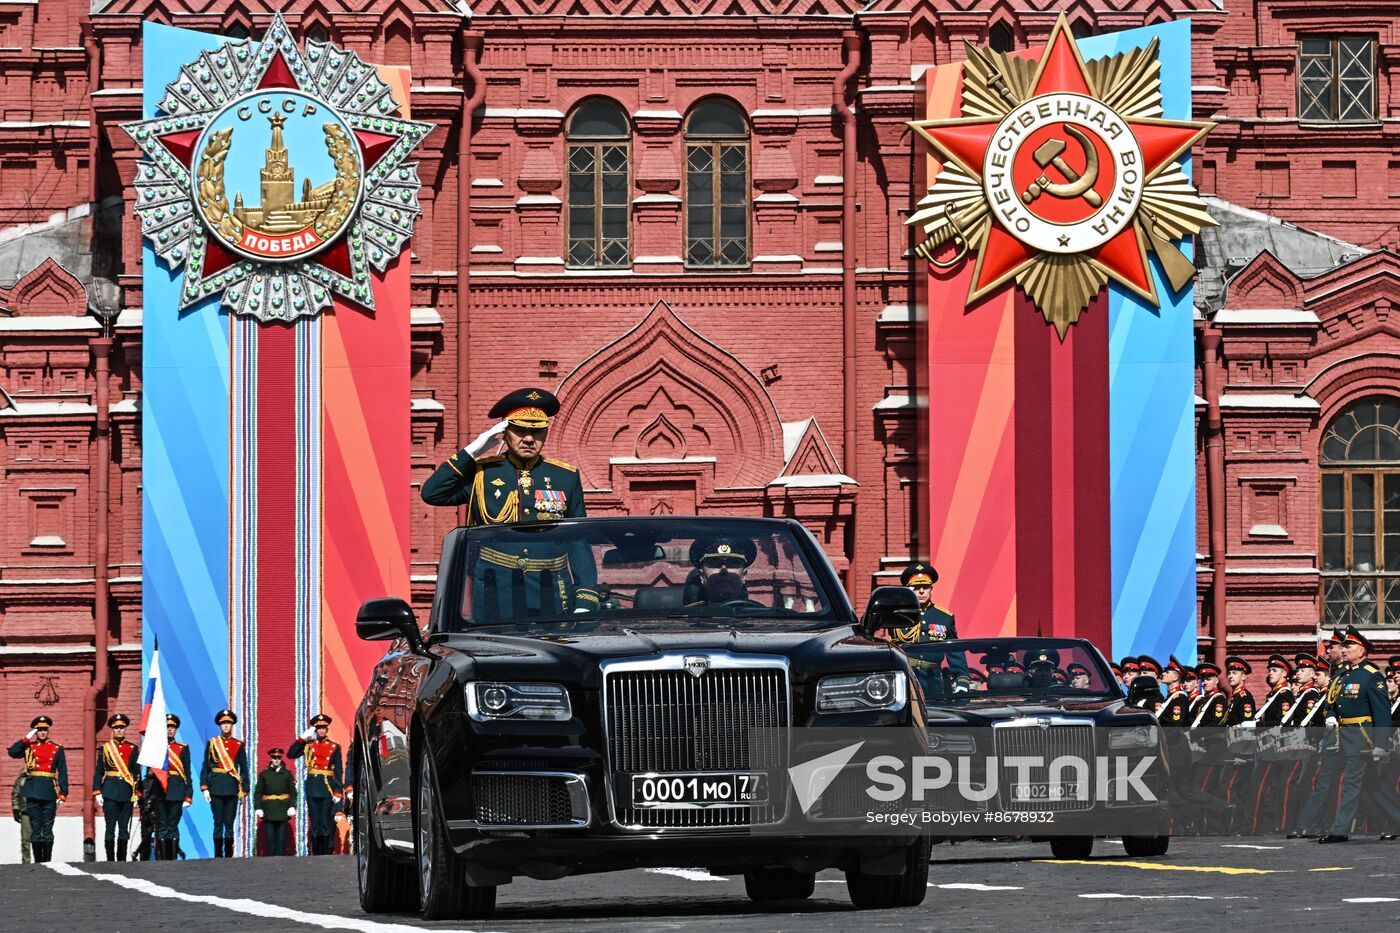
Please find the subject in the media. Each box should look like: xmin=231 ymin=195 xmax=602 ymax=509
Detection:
xmin=933 ymin=604 xmax=952 ymax=614
xmin=544 ymin=457 xmax=577 ymax=472
xmin=1362 ymin=661 xmax=1380 ymax=673
xmin=477 ymin=454 xmax=507 ymax=465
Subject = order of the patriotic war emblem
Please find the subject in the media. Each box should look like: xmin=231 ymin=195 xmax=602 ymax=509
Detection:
xmin=907 ymin=14 xmax=1216 ymax=337
xmin=122 ymin=13 xmax=430 ymax=322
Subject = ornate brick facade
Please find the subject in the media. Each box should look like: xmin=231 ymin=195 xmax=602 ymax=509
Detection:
xmin=0 ymin=0 xmax=1395 ymax=803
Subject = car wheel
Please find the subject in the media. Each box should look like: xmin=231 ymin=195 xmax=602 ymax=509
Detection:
xmin=416 ymin=746 xmax=497 ymax=920
xmin=1049 ymin=836 xmax=1094 ymax=859
xmin=744 ymin=868 xmax=816 ymax=902
xmin=356 ymin=746 xmax=419 ymax=913
xmin=845 ymin=835 xmax=931 ymax=909
xmin=1122 ymin=835 xmax=1169 ymax=857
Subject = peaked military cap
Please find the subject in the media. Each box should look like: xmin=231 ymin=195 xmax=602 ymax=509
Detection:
xmin=900 ymin=564 xmax=938 ymax=587
xmin=1293 ymin=653 xmax=1317 ymax=671
xmin=1225 ymin=655 xmax=1251 ymax=674
xmin=1266 ymin=654 xmax=1291 ymax=674
xmin=310 ymin=713 xmax=333 ymax=728
xmin=166 ymin=713 xmax=181 ymax=727
xmin=267 ymin=747 xmax=285 ymax=759
xmin=967 ymin=669 xmax=987 ymax=684
xmin=1197 ymin=661 xmax=1222 ymax=678
xmin=1164 ymin=655 xmax=1186 ymax=676
xmin=1003 ymin=660 xmax=1026 ymax=674
xmin=1026 ymin=647 xmax=1060 ymax=669
xmin=30 ymin=715 xmax=52 ymax=729
xmin=1110 ymin=662 xmax=1122 ymax=676
xmin=1120 ymin=657 xmax=1140 ymax=672
xmin=1342 ymin=625 xmax=1372 ymax=651
xmin=489 ymin=387 xmax=559 ymax=429
xmin=1067 ymin=662 xmax=1091 ymax=677
xmin=214 ymin=708 xmax=238 ymax=725
xmin=1314 ymin=656 xmax=1330 ymax=672
xmin=1137 ymin=655 xmax=1162 ymax=676
xmin=1182 ymin=664 xmax=1199 ymax=679
xmin=689 ymin=536 xmax=757 ymax=568
xmin=106 ymin=713 xmax=130 ymax=728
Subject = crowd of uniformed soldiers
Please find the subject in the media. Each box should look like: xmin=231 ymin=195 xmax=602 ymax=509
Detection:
xmin=9 ymin=709 xmax=350 ymax=861
xmin=1120 ymin=627 xmax=1400 ymax=840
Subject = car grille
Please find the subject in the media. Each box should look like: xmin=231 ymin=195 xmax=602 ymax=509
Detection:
xmin=993 ymin=722 xmax=1095 ymax=811
xmin=603 ymin=663 xmax=789 ymax=829
xmin=471 ymin=772 xmax=587 ymax=827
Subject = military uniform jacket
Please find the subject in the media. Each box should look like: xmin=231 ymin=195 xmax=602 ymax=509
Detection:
xmin=7 ymin=737 xmax=68 ymax=801
xmin=158 ymin=741 xmax=194 ymax=801
xmin=1192 ymin=691 xmax=1228 ymax=727
xmin=201 ymin=736 xmax=250 ymax=797
xmin=1329 ymin=661 xmax=1393 ymax=729
xmin=1225 ymin=688 xmax=1257 ymax=725
xmin=1157 ymin=689 xmax=1192 ymax=726
xmin=422 ymin=449 xmax=600 ymax=613
xmin=254 ymin=765 xmax=297 ymax=821
xmin=1285 ymin=687 xmax=1322 ymax=725
xmin=1255 ymin=686 xmax=1294 ymax=726
xmin=287 ymin=738 xmax=343 ymax=798
xmin=92 ymin=739 xmax=141 ymax=802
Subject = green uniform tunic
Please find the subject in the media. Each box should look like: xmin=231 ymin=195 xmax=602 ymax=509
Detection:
xmin=421 ymin=448 xmax=599 ymax=618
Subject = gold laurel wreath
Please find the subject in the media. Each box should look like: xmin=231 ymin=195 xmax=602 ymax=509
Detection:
xmin=196 ymin=128 xmax=244 ymax=243
xmin=316 ymin=124 xmax=361 ymax=241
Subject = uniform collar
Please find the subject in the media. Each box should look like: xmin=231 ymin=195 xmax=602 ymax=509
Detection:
xmin=506 ymin=452 xmax=542 ymax=471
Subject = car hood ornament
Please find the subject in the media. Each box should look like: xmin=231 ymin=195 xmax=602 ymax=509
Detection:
xmin=684 ymin=655 xmax=711 ymax=678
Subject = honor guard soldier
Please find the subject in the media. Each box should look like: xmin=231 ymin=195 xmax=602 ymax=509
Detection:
xmin=1157 ymin=657 xmax=1192 ymax=726
xmin=1183 ymin=666 xmax=1203 ymax=718
xmin=92 ymin=713 xmax=140 ymax=861
xmin=288 ymin=713 xmax=343 ymax=855
xmin=201 ymin=709 xmax=249 ymax=858
xmin=254 ymin=748 xmax=296 ymax=856
xmin=155 ymin=714 xmax=192 ymax=861
xmin=1318 ymin=626 xmax=1400 ymax=842
xmin=1293 ymin=654 xmax=1350 ymax=839
xmin=420 ymin=387 xmax=600 ymax=616
xmin=7 ymin=716 xmax=67 ymax=863
xmin=1288 ymin=655 xmax=1321 ymax=725
xmin=1110 ymin=661 xmax=1122 ymax=686
xmin=1137 ymin=656 xmax=1165 ymax=712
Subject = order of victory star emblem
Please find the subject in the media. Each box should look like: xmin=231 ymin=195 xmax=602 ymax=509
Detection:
xmin=907 ymin=14 xmax=1216 ymax=337
xmin=122 ymin=13 xmax=432 ymax=322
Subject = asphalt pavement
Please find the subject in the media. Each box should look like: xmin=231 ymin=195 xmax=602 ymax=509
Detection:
xmin=3 ymin=836 xmax=1398 ymax=932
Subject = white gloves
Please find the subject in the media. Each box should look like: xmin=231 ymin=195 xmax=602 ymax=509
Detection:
xmin=333 ymin=795 xmax=342 ymax=804
xmin=202 ymin=790 xmax=211 ymax=802
xmin=94 ymin=793 xmax=104 ymax=807
xmin=25 ymin=729 xmax=36 ymax=741
xmin=255 ymin=809 xmax=264 ymax=819
xmin=1325 ymin=716 xmax=1338 ymax=727
xmin=465 ymin=420 xmax=508 ymax=458
xmin=287 ymin=807 xmax=296 ymax=817
xmin=573 ymin=607 xmax=591 ymax=614
xmin=300 ymin=727 xmax=317 ymax=742
xmin=1239 ymin=720 xmax=1258 ymax=730
xmin=1372 ymin=747 xmax=1386 ymax=762
xmin=182 ymin=800 xmax=191 ymax=808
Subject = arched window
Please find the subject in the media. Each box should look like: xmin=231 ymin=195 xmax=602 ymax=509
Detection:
xmin=1070 ymin=19 xmax=1094 ymax=40
xmin=304 ymin=22 xmax=330 ymax=44
xmin=566 ymin=99 xmax=630 ymax=269
xmin=684 ymin=99 xmax=749 ymax=268
xmin=988 ymin=22 xmax=1015 ymax=53
xmin=1320 ymin=396 xmax=1400 ymax=626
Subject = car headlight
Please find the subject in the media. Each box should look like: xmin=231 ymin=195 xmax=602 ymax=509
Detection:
xmin=464 ymin=682 xmax=572 ymax=722
xmin=816 ymin=672 xmax=907 ymax=713
xmin=1108 ymin=725 xmax=1158 ymax=749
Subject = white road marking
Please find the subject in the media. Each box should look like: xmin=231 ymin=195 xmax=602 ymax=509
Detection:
xmin=1344 ymin=897 xmax=1400 ymax=904
xmin=1080 ymin=893 xmax=1217 ymax=900
xmin=933 ymin=883 xmax=1024 ymax=891
xmin=1222 ymin=844 xmax=1284 ymax=850
xmin=645 ymin=868 xmax=728 ymax=882
xmin=46 ymin=862 xmax=499 ymax=933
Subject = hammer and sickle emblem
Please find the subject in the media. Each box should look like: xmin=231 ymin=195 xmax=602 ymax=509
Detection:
xmin=1020 ymin=125 xmax=1102 ymax=208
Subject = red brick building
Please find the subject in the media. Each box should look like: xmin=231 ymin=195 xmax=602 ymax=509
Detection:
xmin=0 ymin=0 xmax=1396 ymax=830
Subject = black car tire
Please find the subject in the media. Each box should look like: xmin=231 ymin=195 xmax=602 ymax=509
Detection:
xmin=416 ymin=746 xmax=497 ymax=920
xmin=356 ymin=747 xmax=419 ymax=913
xmin=1121 ymin=835 xmax=1169 ymax=857
xmin=744 ymin=868 xmax=816 ymax=902
xmin=845 ymin=835 xmax=931 ymax=909
xmin=1049 ymin=836 xmax=1094 ymax=859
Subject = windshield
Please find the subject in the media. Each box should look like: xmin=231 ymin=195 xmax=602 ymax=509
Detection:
xmin=442 ymin=518 xmax=844 ymax=634
xmin=902 ymin=638 xmax=1120 ymax=703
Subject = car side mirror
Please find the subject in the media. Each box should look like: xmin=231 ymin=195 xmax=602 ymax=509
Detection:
xmin=356 ymin=597 xmax=427 ymax=653
xmin=860 ymin=586 xmax=922 ymax=639
xmin=1126 ymin=674 xmax=1161 ymax=708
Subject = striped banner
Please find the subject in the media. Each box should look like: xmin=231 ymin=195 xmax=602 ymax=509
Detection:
xmin=141 ymin=23 xmax=411 ymax=857
xmin=922 ymin=20 xmax=1198 ymax=663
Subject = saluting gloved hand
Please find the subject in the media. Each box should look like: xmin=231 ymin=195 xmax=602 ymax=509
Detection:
xmin=202 ymin=789 xmax=211 ymax=802
xmin=1325 ymin=716 xmax=1339 ymax=727
xmin=300 ymin=728 xmax=317 ymax=742
xmin=465 ymin=420 xmax=508 ymax=458
xmin=287 ymin=807 xmax=296 ymax=817
xmin=24 ymin=729 xmax=36 ymax=741
xmin=333 ymin=795 xmax=342 ymax=804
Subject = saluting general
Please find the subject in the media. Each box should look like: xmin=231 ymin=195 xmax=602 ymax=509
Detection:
xmin=421 ymin=387 xmax=599 ymax=617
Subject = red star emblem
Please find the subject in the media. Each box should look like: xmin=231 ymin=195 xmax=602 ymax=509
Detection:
xmin=911 ymin=16 xmax=1214 ymax=318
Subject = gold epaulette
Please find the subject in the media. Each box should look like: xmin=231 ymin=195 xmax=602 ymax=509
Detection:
xmin=933 ymin=604 xmax=952 ymax=614
xmin=477 ymin=454 xmax=507 ymax=465
xmin=1362 ymin=661 xmax=1381 ymax=673
xmin=544 ymin=456 xmax=577 ymax=472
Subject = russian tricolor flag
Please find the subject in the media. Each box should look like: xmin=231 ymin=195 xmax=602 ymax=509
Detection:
xmin=137 ymin=642 xmax=170 ymax=790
